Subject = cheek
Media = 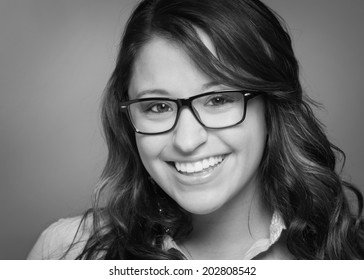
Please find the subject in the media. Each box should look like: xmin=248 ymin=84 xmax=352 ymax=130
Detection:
xmin=223 ymin=127 xmax=266 ymax=175
xmin=223 ymin=103 xmax=267 ymax=167
xmin=135 ymin=134 xmax=167 ymax=171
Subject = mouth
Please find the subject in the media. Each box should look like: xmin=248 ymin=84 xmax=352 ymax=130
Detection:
xmin=167 ymin=155 xmax=227 ymax=175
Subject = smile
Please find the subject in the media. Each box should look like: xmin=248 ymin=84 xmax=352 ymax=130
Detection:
xmin=173 ymin=155 xmax=226 ymax=174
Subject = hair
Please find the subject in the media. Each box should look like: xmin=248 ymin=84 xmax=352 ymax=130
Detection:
xmin=70 ymin=0 xmax=364 ymax=259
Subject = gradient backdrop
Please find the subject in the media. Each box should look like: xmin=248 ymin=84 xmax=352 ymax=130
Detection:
xmin=0 ymin=0 xmax=363 ymax=259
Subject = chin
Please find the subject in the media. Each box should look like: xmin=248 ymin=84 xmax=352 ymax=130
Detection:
xmin=178 ymin=198 xmax=223 ymax=215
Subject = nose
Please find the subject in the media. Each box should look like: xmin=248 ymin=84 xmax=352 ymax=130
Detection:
xmin=172 ymin=108 xmax=208 ymax=153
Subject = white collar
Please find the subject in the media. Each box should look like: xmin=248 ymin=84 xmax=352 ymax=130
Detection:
xmin=163 ymin=211 xmax=286 ymax=259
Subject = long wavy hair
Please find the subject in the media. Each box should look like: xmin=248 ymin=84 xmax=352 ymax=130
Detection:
xmin=71 ymin=0 xmax=364 ymax=259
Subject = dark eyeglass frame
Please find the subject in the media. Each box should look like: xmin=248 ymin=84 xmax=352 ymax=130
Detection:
xmin=120 ymin=89 xmax=263 ymax=135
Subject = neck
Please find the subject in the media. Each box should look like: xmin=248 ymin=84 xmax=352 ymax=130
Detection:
xmin=181 ymin=181 xmax=272 ymax=259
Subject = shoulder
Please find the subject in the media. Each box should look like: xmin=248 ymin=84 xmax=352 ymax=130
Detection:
xmin=27 ymin=215 xmax=92 ymax=260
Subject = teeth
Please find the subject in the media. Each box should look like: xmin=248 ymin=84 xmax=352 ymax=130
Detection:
xmin=174 ymin=155 xmax=224 ymax=174
xmin=195 ymin=161 xmax=203 ymax=172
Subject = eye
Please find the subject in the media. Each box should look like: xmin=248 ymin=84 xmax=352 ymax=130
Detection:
xmin=205 ymin=94 xmax=235 ymax=106
xmin=146 ymin=102 xmax=173 ymax=113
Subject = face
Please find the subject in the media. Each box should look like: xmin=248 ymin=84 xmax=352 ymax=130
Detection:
xmin=128 ymin=34 xmax=267 ymax=215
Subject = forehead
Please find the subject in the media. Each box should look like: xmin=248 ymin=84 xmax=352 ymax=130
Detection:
xmin=128 ymin=34 xmax=218 ymax=98
xmin=132 ymin=37 xmax=196 ymax=81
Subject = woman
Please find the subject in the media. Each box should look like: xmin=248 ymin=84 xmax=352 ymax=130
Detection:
xmin=28 ymin=0 xmax=364 ymax=259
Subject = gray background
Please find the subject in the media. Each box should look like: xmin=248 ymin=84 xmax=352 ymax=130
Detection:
xmin=0 ymin=0 xmax=363 ymax=259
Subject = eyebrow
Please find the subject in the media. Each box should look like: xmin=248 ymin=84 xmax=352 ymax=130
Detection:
xmin=202 ymin=81 xmax=223 ymax=91
xmin=135 ymin=81 xmax=224 ymax=99
xmin=135 ymin=89 xmax=170 ymax=99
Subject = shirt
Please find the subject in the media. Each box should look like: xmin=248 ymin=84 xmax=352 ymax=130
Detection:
xmin=27 ymin=212 xmax=289 ymax=260
xmin=163 ymin=211 xmax=287 ymax=259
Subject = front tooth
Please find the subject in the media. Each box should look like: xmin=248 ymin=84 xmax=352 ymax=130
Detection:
xmin=186 ymin=163 xmax=194 ymax=173
xmin=194 ymin=161 xmax=203 ymax=172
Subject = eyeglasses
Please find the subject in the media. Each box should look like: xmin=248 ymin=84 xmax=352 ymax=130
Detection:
xmin=120 ymin=90 xmax=263 ymax=135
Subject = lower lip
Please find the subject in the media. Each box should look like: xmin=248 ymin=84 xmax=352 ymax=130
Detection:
xmin=168 ymin=156 xmax=228 ymax=186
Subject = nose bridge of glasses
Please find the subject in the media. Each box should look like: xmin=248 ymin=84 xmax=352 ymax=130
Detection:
xmin=175 ymin=97 xmax=202 ymax=124
xmin=176 ymin=97 xmax=192 ymax=108
xmin=173 ymin=97 xmax=207 ymax=151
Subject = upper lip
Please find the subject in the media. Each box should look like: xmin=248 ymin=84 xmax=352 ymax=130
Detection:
xmin=165 ymin=154 xmax=228 ymax=164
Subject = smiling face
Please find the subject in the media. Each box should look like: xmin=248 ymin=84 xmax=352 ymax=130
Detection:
xmin=128 ymin=35 xmax=267 ymax=215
